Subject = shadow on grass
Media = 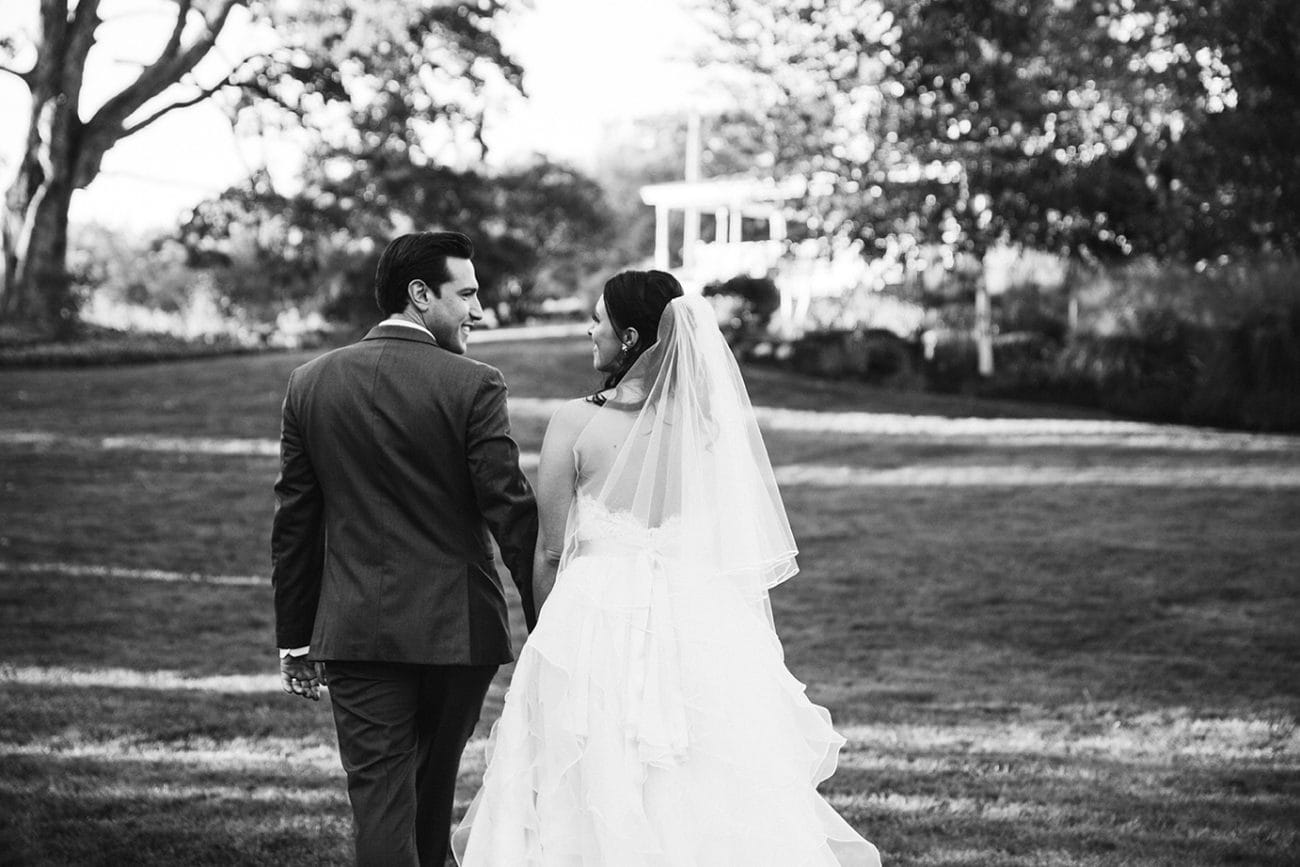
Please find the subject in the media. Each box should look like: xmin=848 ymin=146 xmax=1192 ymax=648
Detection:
xmin=0 ymin=751 xmax=351 ymax=867
xmin=3 ymin=341 xmax=1300 ymax=865
xmin=3 ymin=688 xmax=1296 ymax=866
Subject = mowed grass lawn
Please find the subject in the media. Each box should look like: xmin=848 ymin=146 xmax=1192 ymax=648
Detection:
xmin=1 ymin=336 xmax=1298 ymax=866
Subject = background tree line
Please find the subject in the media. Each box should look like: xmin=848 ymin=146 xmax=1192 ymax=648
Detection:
xmin=697 ymin=0 xmax=1299 ymax=430
xmin=707 ymin=0 xmax=1299 ymax=262
xmin=1 ymin=0 xmax=625 ymax=335
xmin=2 ymin=1 xmax=1297 ymax=428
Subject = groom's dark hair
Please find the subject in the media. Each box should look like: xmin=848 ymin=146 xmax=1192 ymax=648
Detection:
xmin=374 ymin=231 xmax=475 ymax=315
xmin=590 ymin=269 xmax=684 ymax=404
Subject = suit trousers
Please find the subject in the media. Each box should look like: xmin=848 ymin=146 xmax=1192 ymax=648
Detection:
xmin=325 ymin=661 xmax=497 ymax=867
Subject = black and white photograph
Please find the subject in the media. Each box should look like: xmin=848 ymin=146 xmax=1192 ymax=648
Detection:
xmin=1 ymin=1 xmax=1298 ymax=864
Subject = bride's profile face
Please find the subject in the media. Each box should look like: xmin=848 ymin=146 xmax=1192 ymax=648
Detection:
xmin=588 ymin=296 xmax=623 ymax=373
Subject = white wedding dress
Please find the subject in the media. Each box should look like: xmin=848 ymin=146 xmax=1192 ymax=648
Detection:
xmin=453 ymin=297 xmax=879 ymax=866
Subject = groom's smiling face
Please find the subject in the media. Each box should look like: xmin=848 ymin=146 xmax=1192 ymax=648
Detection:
xmin=418 ymin=257 xmax=482 ymax=354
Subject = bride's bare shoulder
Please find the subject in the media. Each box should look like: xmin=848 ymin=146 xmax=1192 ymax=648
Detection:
xmin=544 ymin=397 xmax=600 ymax=441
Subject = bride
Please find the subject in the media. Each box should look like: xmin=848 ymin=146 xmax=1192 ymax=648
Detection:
xmin=453 ymin=270 xmax=880 ymax=865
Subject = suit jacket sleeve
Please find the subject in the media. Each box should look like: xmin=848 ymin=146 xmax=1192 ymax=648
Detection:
xmin=467 ymin=366 xmax=540 ymax=631
xmin=271 ymin=369 xmax=325 ymax=649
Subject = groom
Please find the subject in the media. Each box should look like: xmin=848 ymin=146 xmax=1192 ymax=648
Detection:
xmin=271 ymin=231 xmax=538 ymax=866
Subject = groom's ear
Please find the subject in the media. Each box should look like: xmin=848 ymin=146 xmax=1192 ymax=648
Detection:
xmin=407 ymin=279 xmax=431 ymax=310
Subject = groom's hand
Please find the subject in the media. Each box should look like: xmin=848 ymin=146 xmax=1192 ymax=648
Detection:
xmin=280 ymin=654 xmax=327 ymax=701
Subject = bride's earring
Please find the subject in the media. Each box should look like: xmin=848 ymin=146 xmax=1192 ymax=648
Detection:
xmin=614 ymin=328 xmax=638 ymax=365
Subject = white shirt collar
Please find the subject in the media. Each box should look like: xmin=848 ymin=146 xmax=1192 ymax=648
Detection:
xmin=383 ymin=316 xmax=436 ymax=341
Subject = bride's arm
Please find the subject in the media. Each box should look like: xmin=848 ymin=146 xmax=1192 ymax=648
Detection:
xmin=532 ymin=401 xmax=584 ymax=613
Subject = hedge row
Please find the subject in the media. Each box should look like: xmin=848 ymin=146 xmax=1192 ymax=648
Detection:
xmin=0 ymin=332 xmax=268 ymax=369
xmin=732 ymin=257 xmax=1300 ymax=433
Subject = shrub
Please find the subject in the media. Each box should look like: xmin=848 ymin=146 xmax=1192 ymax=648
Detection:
xmin=0 ymin=329 xmax=262 ymax=368
xmin=982 ymin=332 xmax=1066 ymax=401
xmin=981 ymin=256 xmax=1300 ymax=431
xmin=997 ymin=283 xmax=1070 ymax=342
xmin=704 ymin=275 xmax=781 ymax=347
xmin=789 ymin=328 xmax=922 ymax=387
xmin=922 ymin=330 xmax=980 ymax=393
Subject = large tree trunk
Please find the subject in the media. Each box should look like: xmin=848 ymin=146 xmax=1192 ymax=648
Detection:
xmin=0 ymin=0 xmax=245 ymax=336
xmin=2 ymin=177 xmax=77 ymax=336
xmin=0 ymin=0 xmax=98 ymax=336
xmin=2 ymin=109 xmax=80 ymax=336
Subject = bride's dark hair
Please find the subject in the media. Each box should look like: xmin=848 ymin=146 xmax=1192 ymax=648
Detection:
xmin=588 ymin=269 xmax=684 ymax=405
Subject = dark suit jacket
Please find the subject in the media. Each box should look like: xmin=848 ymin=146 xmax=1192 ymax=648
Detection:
xmin=271 ymin=322 xmax=538 ymax=665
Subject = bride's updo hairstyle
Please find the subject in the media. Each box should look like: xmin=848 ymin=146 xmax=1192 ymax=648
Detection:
xmin=590 ymin=269 xmax=684 ymax=405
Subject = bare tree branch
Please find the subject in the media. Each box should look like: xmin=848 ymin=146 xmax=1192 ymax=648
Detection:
xmin=120 ymin=55 xmax=259 ymax=139
xmin=69 ymin=0 xmax=247 ymax=191
xmin=120 ymin=84 xmax=222 ymax=135
xmin=84 ymin=0 xmax=245 ymax=143
xmin=62 ymin=0 xmax=104 ymax=109
xmin=237 ymin=74 xmax=303 ymax=117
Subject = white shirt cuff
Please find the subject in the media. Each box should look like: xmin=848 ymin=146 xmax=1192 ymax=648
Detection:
xmin=279 ymin=646 xmax=311 ymax=658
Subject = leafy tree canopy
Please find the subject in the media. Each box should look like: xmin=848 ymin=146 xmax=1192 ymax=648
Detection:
xmin=1 ymin=0 xmax=523 ymax=332
xmin=707 ymin=0 xmax=1300 ymax=263
xmin=175 ymin=156 xmax=618 ymax=324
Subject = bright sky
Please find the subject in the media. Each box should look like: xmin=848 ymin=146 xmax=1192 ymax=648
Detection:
xmin=0 ymin=0 xmax=717 ymax=233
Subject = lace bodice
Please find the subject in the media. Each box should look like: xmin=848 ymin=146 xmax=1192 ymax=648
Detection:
xmin=572 ymin=494 xmax=684 ymax=550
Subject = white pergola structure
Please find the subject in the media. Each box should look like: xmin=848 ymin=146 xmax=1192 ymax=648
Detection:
xmin=638 ymin=175 xmax=807 ymax=289
xmin=639 ymin=170 xmax=992 ymax=373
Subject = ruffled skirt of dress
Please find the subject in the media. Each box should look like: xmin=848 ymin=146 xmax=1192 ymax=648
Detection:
xmin=453 ymin=546 xmax=880 ymax=866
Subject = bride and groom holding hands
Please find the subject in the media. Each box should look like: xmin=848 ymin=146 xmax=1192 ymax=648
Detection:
xmin=271 ymin=231 xmax=881 ymax=865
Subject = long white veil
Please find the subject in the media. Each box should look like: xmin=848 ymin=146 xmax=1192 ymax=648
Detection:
xmin=580 ymin=293 xmax=798 ymax=600
xmin=454 ymin=294 xmax=881 ymax=867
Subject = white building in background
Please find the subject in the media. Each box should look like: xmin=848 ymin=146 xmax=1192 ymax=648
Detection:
xmin=638 ymin=173 xmax=799 ymax=288
xmin=635 ymin=112 xmax=1006 ymax=371
xmin=638 ymin=172 xmax=921 ymax=337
